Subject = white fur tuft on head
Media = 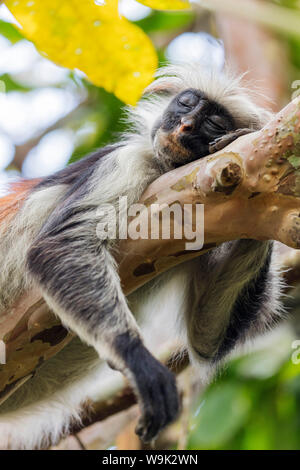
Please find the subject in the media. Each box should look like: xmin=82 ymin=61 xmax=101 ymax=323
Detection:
xmin=139 ymin=62 xmax=273 ymax=131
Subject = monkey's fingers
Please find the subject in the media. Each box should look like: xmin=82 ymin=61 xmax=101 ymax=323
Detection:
xmin=134 ymin=362 xmax=180 ymax=443
xmin=209 ymin=128 xmax=254 ymax=154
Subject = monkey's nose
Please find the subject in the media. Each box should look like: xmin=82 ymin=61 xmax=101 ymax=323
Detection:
xmin=180 ymin=117 xmax=194 ymax=132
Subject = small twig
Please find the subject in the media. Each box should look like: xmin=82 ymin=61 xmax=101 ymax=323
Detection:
xmin=73 ymin=434 xmax=86 ymax=450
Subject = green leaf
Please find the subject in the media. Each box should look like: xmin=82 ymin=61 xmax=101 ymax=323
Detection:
xmin=274 ymin=0 xmax=300 ymax=9
xmin=135 ymin=10 xmax=195 ymax=33
xmin=288 ymin=37 xmax=300 ymax=69
xmin=0 ymin=19 xmax=24 ymax=43
xmin=188 ymin=383 xmax=251 ymax=449
xmin=0 ymin=73 xmax=33 ymax=92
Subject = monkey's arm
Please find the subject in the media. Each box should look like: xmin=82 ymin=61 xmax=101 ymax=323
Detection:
xmin=27 ymin=198 xmax=179 ymax=443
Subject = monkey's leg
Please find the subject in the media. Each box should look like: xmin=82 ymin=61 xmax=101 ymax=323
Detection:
xmin=185 ymin=240 xmax=282 ymax=363
xmin=209 ymin=128 xmax=254 ymax=154
xmin=27 ymin=221 xmax=179 ymax=443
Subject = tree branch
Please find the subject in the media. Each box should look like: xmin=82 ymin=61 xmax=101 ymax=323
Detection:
xmin=1 ymin=96 xmax=300 ymax=406
xmin=119 ymin=97 xmax=300 ymax=293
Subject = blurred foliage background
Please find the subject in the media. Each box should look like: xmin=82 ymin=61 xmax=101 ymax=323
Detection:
xmin=1 ymin=0 xmax=300 ymax=450
xmin=188 ymin=330 xmax=300 ymax=450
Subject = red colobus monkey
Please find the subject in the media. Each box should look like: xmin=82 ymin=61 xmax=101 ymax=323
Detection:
xmin=0 ymin=64 xmax=283 ymax=449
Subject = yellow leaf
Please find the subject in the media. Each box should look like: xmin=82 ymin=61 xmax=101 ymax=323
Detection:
xmin=5 ymin=0 xmax=158 ymax=105
xmin=138 ymin=0 xmax=190 ymax=10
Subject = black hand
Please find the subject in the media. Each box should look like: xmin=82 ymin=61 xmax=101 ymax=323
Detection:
xmin=114 ymin=333 xmax=180 ymax=443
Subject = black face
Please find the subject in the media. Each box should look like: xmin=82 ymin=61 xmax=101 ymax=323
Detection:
xmin=152 ymin=88 xmax=236 ymax=169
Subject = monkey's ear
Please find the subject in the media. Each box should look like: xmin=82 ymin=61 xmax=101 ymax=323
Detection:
xmin=143 ymin=77 xmax=181 ymax=97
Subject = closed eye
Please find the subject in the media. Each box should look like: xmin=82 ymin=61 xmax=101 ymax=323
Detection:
xmin=177 ymin=91 xmax=199 ymax=109
xmin=206 ymin=115 xmax=226 ymax=131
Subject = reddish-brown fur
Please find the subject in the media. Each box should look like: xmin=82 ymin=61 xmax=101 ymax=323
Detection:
xmin=0 ymin=179 xmax=40 ymax=226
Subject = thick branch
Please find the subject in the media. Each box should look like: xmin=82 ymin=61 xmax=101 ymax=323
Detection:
xmin=119 ymin=97 xmax=300 ymax=293
xmin=1 ymin=97 xmax=300 ymax=405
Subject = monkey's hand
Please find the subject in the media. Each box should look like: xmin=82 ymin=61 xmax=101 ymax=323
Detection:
xmin=209 ymin=128 xmax=254 ymax=154
xmin=27 ymin=186 xmax=180 ymax=444
xmin=135 ymin=358 xmax=179 ymax=443
xmin=115 ymin=334 xmax=180 ymax=443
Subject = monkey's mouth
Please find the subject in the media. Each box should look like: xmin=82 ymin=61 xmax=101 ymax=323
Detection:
xmin=153 ymin=126 xmax=209 ymax=168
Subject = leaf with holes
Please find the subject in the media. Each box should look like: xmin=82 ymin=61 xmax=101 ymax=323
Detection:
xmin=5 ymin=0 xmax=157 ymax=105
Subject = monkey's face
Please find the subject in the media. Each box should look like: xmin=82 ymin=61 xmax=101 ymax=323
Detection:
xmin=151 ymin=88 xmax=236 ymax=171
